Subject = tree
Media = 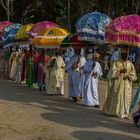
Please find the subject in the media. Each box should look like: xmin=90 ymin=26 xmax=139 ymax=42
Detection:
xmin=0 ymin=0 xmax=14 ymax=21
xmin=0 ymin=0 xmax=140 ymax=25
xmin=67 ymin=0 xmax=71 ymax=31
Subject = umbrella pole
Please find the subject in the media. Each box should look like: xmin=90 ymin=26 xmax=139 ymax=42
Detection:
xmin=125 ymin=45 xmax=130 ymax=68
xmin=94 ymin=44 xmax=97 ymax=62
xmin=45 ymin=48 xmax=46 ymax=63
xmin=124 ymin=45 xmax=130 ymax=77
xmin=94 ymin=47 xmax=96 ymax=62
xmin=45 ymin=48 xmax=47 ymax=80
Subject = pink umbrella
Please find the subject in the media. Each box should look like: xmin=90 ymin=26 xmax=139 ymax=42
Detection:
xmin=0 ymin=21 xmax=13 ymax=39
xmin=29 ymin=21 xmax=59 ymax=38
xmin=105 ymin=15 xmax=140 ymax=47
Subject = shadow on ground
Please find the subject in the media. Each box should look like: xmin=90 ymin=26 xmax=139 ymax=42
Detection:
xmin=0 ymin=79 xmax=140 ymax=139
xmin=71 ymin=130 xmax=140 ymax=140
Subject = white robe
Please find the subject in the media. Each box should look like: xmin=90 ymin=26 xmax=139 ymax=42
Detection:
xmin=79 ymin=56 xmax=86 ymax=96
xmin=83 ymin=61 xmax=102 ymax=106
xmin=67 ymin=55 xmax=80 ymax=98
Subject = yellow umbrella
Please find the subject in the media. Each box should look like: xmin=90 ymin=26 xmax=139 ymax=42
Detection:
xmin=32 ymin=27 xmax=70 ymax=48
xmin=15 ymin=24 xmax=34 ymax=41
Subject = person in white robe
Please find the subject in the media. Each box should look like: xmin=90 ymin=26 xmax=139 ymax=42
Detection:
xmin=79 ymin=53 xmax=86 ymax=100
xmin=83 ymin=50 xmax=102 ymax=108
xmin=67 ymin=49 xmax=81 ymax=102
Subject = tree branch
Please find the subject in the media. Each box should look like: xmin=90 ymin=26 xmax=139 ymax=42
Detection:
xmin=10 ymin=1 xmax=14 ymax=17
xmin=0 ymin=0 xmax=8 ymax=10
xmin=135 ymin=1 xmax=140 ymax=14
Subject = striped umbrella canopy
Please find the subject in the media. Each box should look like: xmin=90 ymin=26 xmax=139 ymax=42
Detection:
xmin=2 ymin=23 xmax=22 ymax=48
xmin=105 ymin=15 xmax=140 ymax=48
xmin=61 ymin=33 xmax=89 ymax=49
xmin=15 ymin=24 xmax=34 ymax=41
xmin=29 ymin=21 xmax=59 ymax=38
xmin=32 ymin=27 xmax=70 ymax=49
xmin=76 ymin=12 xmax=111 ymax=43
xmin=0 ymin=21 xmax=12 ymax=39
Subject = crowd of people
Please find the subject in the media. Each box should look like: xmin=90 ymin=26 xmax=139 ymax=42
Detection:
xmin=0 ymin=44 xmax=140 ymax=127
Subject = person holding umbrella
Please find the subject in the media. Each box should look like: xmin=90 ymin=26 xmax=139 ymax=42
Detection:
xmin=103 ymin=46 xmax=137 ymax=119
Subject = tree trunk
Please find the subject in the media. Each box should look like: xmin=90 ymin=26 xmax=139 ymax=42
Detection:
xmin=0 ymin=0 xmax=8 ymax=20
xmin=135 ymin=1 xmax=140 ymax=14
xmin=0 ymin=0 xmax=14 ymax=21
xmin=67 ymin=0 xmax=71 ymax=32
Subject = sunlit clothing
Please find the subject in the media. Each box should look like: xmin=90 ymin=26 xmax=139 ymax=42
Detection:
xmin=83 ymin=61 xmax=102 ymax=106
xmin=103 ymin=60 xmax=137 ymax=118
xmin=46 ymin=56 xmax=65 ymax=95
xmin=9 ymin=51 xmax=19 ymax=80
xmin=79 ymin=56 xmax=86 ymax=96
xmin=67 ymin=54 xmax=80 ymax=98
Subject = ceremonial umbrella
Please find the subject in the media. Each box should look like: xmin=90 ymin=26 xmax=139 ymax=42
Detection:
xmin=15 ymin=24 xmax=34 ymax=41
xmin=32 ymin=27 xmax=70 ymax=49
xmin=2 ymin=23 xmax=22 ymax=48
xmin=76 ymin=12 xmax=111 ymax=43
xmin=105 ymin=15 xmax=140 ymax=48
xmin=0 ymin=21 xmax=12 ymax=40
xmin=61 ymin=33 xmax=89 ymax=49
xmin=29 ymin=21 xmax=59 ymax=38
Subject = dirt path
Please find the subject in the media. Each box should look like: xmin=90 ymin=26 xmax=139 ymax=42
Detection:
xmin=0 ymin=79 xmax=139 ymax=140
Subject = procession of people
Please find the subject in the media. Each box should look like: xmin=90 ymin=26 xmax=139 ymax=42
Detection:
xmin=0 ymin=44 xmax=139 ymax=125
xmin=0 ymin=13 xmax=140 ymax=129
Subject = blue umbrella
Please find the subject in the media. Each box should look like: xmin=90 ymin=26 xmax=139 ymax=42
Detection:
xmin=76 ymin=12 xmax=111 ymax=43
xmin=2 ymin=23 xmax=22 ymax=48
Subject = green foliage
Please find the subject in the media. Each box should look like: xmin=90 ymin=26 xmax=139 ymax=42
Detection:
xmin=0 ymin=0 xmax=140 ymax=30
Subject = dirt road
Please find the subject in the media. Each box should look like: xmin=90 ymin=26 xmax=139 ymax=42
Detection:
xmin=0 ymin=78 xmax=139 ymax=140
